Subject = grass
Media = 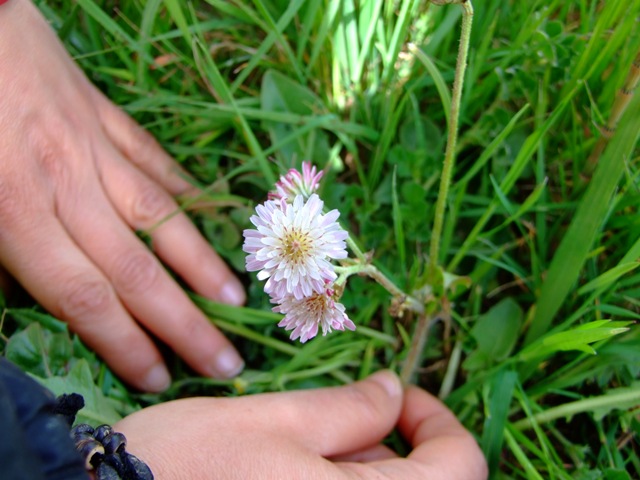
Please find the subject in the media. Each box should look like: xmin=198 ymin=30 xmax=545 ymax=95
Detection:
xmin=2 ymin=0 xmax=640 ymax=477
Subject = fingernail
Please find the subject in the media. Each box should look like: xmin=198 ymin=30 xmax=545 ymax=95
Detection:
xmin=143 ymin=364 xmax=171 ymax=393
xmin=212 ymin=346 xmax=244 ymax=378
xmin=219 ymin=281 xmax=246 ymax=306
xmin=369 ymin=370 xmax=401 ymax=398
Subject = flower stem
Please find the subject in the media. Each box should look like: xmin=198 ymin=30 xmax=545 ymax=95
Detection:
xmin=335 ymin=264 xmax=424 ymax=314
xmin=346 ymin=234 xmax=367 ymax=262
xmin=400 ymin=313 xmax=432 ymax=383
xmin=404 ymin=0 xmax=474 ymax=384
xmin=428 ymin=0 xmax=474 ymax=279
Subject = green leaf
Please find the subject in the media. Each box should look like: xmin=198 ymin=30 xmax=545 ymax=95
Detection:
xmin=260 ymin=70 xmax=330 ymax=165
xmin=5 ymin=323 xmax=72 ymax=377
xmin=32 ymin=360 xmax=122 ymax=426
xmin=518 ymin=320 xmax=632 ymax=362
xmin=464 ymin=298 xmax=523 ymax=370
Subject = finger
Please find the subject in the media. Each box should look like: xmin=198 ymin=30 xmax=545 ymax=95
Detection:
xmin=251 ymin=370 xmax=403 ymax=456
xmin=57 ymin=184 xmax=244 ymax=379
xmin=96 ymin=149 xmax=245 ymax=305
xmin=398 ymin=386 xmax=488 ymax=479
xmin=331 ymin=444 xmax=398 ymax=463
xmin=0 ymin=215 xmax=170 ymax=392
xmin=92 ymin=90 xmax=195 ymax=196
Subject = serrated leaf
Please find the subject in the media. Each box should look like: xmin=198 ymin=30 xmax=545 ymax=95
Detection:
xmin=5 ymin=323 xmax=73 ymax=377
xmin=32 ymin=360 xmax=122 ymax=426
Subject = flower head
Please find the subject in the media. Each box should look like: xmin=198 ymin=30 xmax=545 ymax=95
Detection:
xmin=268 ymin=162 xmax=324 ymax=202
xmin=243 ymin=194 xmax=348 ymax=299
xmin=274 ymin=285 xmax=355 ymax=342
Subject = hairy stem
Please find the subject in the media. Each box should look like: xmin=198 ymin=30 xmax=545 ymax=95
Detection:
xmin=405 ymin=0 xmax=474 ymax=384
xmin=428 ymin=0 xmax=474 ymax=277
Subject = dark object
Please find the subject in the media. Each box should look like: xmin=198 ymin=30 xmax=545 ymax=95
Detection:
xmin=71 ymin=423 xmax=154 ymax=480
xmin=0 ymin=358 xmax=153 ymax=480
xmin=94 ymin=424 xmax=114 ymax=443
xmin=93 ymin=450 xmax=153 ymax=480
xmin=0 ymin=358 xmax=87 ymax=480
xmin=75 ymin=438 xmax=105 ymax=469
xmin=71 ymin=423 xmax=95 ymax=437
xmin=51 ymin=393 xmax=85 ymax=427
xmin=102 ymin=432 xmax=127 ymax=454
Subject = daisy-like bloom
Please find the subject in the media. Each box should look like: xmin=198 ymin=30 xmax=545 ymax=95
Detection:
xmin=243 ymin=193 xmax=348 ymax=299
xmin=268 ymin=162 xmax=323 ymax=202
xmin=273 ymin=285 xmax=355 ymax=342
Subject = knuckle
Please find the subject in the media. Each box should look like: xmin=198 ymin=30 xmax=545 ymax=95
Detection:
xmin=179 ymin=313 xmax=210 ymax=340
xmin=127 ymin=124 xmax=160 ymax=163
xmin=26 ymin=121 xmax=73 ymax=182
xmin=132 ymin=183 xmax=175 ymax=225
xmin=59 ymin=276 xmax=113 ymax=319
xmin=112 ymin=251 xmax=159 ymax=294
xmin=0 ymin=178 xmax=23 ymax=224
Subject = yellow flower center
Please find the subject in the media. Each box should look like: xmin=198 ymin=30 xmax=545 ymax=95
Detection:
xmin=282 ymin=229 xmax=312 ymax=264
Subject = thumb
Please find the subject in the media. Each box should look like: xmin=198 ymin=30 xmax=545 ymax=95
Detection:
xmin=272 ymin=370 xmax=404 ymax=457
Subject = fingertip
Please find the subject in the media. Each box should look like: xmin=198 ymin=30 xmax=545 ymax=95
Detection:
xmin=367 ymin=370 xmax=402 ymax=398
xmin=209 ymin=345 xmax=244 ymax=379
xmin=142 ymin=363 xmax=171 ymax=393
xmin=218 ymin=280 xmax=246 ymax=306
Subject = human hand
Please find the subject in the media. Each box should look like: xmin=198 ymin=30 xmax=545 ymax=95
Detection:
xmin=114 ymin=371 xmax=488 ymax=479
xmin=0 ymin=0 xmax=245 ymax=391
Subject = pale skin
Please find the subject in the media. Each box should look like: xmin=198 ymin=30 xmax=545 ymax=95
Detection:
xmin=115 ymin=371 xmax=489 ymax=479
xmin=0 ymin=0 xmax=246 ymax=392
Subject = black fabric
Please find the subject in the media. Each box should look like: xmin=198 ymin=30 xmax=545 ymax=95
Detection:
xmin=0 ymin=358 xmax=88 ymax=480
xmin=52 ymin=393 xmax=85 ymax=427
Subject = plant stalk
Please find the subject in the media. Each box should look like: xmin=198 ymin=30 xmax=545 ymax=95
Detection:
xmin=405 ymin=0 xmax=474 ymax=384
xmin=335 ymin=264 xmax=424 ymax=314
xmin=400 ymin=313 xmax=433 ymax=383
xmin=428 ymin=0 xmax=474 ymax=277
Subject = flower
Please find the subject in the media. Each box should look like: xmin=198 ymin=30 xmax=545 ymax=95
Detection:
xmin=268 ymin=162 xmax=324 ymax=202
xmin=274 ymin=286 xmax=355 ymax=342
xmin=243 ymin=194 xmax=348 ymax=299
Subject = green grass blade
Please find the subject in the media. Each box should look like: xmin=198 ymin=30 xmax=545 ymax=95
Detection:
xmin=455 ymin=104 xmax=530 ymax=188
xmin=525 ymin=90 xmax=640 ymax=344
xmin=449 ymin=84 xmax=580 ymax=271
xmin=230 ymin=0 xmax=306 ymax=92
xmin=577 ymin=263 xmax=640 ymax=296
xmin=481 ymin=369 xmax=518 ymax=476
xmin=75 ymin=0 xmax=150 ymax=62
xmin=192 ymin=38 xmax=275 ymax=185
xmin=391 ymin=167 xmax=406 ymax=276
xmin=163 ymin=0 xmax=191 ymax=42
xmin=411 ymin=45 xmax=451 ymax=126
